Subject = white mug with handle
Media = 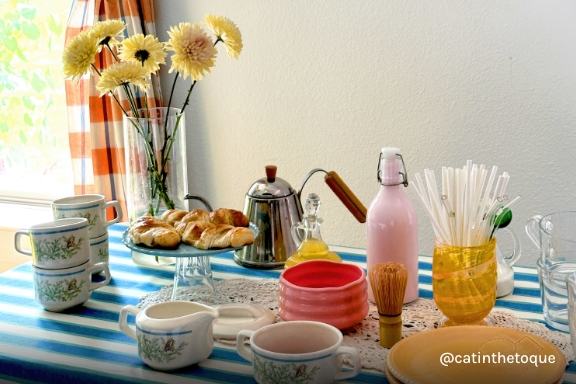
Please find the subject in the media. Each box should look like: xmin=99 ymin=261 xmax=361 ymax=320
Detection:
xmin=236 ymin=320 xmax=361 ymax=384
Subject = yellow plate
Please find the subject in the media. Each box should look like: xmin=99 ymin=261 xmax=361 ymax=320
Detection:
xmin=385 ymin=362 xmax=404 ymax=384
xmin=387 ymin=326 xmax=565 ymax=384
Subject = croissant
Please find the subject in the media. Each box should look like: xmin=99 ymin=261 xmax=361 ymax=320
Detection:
xmin=179 ymin=209 xmax=211 ymax=225
xmin=161 ymin=209 xmax=189 ymax=226
xmin=193 ymin=224 xmax=255 ymax=250
xmin=209 ymin=208 xmax=250 ymax=227
xmin=129 ymin=214 xmax=181 ymax=249
xmin=162 ymin=207 xmax=249 ymax=228
xmin=176 ymin=221 xmax=215 ymax=243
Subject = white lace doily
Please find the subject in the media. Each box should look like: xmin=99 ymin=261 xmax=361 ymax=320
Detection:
xmin=138 ymin=278 xmax=575 ymax=372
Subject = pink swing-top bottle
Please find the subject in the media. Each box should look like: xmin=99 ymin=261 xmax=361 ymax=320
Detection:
xmin=366 ymin=147 xmax=419 ymax=304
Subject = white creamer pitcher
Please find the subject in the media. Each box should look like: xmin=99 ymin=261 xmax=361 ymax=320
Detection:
xmin=119 ymin=301 xmax=219 ymax=371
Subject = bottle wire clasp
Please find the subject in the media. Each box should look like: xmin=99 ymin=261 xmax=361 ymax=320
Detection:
xmin=377 ymin=152 xmax=409 ymax=187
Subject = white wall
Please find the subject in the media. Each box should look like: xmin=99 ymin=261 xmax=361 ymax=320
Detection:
xmin=153 ymin=0 xmax=576 ymax=267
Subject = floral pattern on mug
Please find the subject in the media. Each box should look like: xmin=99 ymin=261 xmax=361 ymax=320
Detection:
xmin=57 ymin=212 xmax=99 ymax=230
xmin=253 ymin=355 xmax=320 ymax=384
xmin=137 ymin=334 xmax=188 ymax=363
xmin=98 ymin=246 xmax=108 ymax=260
xmin=35 ymin=278 xmax=85 ymax=302
xmin=34 ymin=235 xmax=84 ymax=261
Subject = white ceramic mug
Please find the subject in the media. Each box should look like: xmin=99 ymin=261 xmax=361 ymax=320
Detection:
xmin=237 ymin=321 xmax=361 ymax=384
xmin=119 ymin=301 xmax=219 ymax=371
xmin=89 ymin=232 xmax=109 ymax=265
xmin=14 ymin=218 xmax=90 ymax=269
xmin=33 ymin=260 xmax=110 ymax=311
xmin=52 ymin=194 xmax=123 ymax=238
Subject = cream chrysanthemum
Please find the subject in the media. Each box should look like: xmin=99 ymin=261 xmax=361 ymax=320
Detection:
xmin=96 ymin=61 xmax=149 ymax=96
xmin=62 ymin=30 xmax=99 ymax=81
xmin=120 ymin=34 xmax=167 ymax=74
xmin=165 ymin=22 xmax=217 ymax=81
xmin=204 ymin=15 xmax=243 ymax=59
xmin=91 ymin=20 xmax=126 ymax=50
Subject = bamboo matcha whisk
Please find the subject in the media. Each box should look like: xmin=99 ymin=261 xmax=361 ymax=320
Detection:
xmin=369 ymin=262 xmax=408 ymax=348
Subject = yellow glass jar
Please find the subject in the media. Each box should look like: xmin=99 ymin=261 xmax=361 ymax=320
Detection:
xmin=432 ymin=238 xmax=497 ymax=326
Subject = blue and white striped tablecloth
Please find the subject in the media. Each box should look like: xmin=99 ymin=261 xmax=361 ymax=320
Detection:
xmin=0 ymin=223 xmax=574 ymax=383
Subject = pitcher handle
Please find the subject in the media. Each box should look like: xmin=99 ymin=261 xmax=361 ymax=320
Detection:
xmin=497 ymin=227 xmax=522 ymax=267
xmin=334 ymin=346 xmax=361 ymax=381
xmin=525 ymin=215 xmax=543 ymax=249
xmin=217 ymin=303 xmax=266 ymax=319
xmin=119 ymin=305 xmax=141 ymax=341
xmin=291 ymin=222 xmax=305 ymax=248
xmin=236 ymin=330 xmax=255 ymax=362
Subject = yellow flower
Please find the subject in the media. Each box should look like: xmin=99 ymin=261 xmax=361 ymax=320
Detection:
xmin=204 ymin=15 xmax=243 ymax=59
xmin=165 ymin=22 xmax=217 ymax=81
xmin=96 ymin=61 xmax=150 ymax=96
xmin=62 ymin=30 xmax=99 ymax=81
xmin=91 ymin=20 xmax=126 ymax=50
xmin=120 ymin=34 xmax=167 ymax=74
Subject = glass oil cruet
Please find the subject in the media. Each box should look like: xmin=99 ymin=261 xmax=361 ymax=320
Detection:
xmin=284 ymin=193 xmax=342 ymax=268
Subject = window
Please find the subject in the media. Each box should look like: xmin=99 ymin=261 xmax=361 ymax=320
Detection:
xmin=0 ymin=0 xmax=72 ymax=203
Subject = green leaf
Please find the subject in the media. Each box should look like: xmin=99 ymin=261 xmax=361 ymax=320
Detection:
xmin=0 ymin=122 xmax=8 ymax=133
xmin=2 ymin=36 xmax=17 ymax=51
xmin=44 ymin=68 xmax=54 ymax=89
xmin=31 ymin=72 xmax=45 ymax=92
xmin=22 ymin=95 xmax=34 ymax=109
xmin=21 ymin=21 xmax=40 ymax=40
xmin=15 ymin=47 xmax=26 ymax=61
xmin=19 ymin=130 xmax=27 ymax=144
xmin=0 ymin=19 xmax=6 ymax=39
xmin=19 ymin=6 xmax=36 ymax=20
xmin=20 ymin=69 xmax=28 ymax=81
xmin=23 ymin=113 xmax=33 ymax=126
xmin=48 ymin=13 xmax=62 ymax=35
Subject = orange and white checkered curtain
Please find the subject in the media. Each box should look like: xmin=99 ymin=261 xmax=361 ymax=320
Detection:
xmin=64 ymin=0 xmax=162 ymax=221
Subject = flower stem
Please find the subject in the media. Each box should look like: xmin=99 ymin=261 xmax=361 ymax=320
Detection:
xmin=104 ymin=43 xmax=119 ymax=62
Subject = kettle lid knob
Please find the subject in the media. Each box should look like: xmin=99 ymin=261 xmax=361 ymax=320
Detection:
xmin=246 ymin=165 xmax=296 ymax=198
xmin=265 ymin=165 xmax=277 ymax=182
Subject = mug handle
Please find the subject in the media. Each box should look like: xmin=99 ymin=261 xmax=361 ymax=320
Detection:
xmin=14 ymin=230 xmax=32 ymax=256
xmin=525 ymin=215 xmax=543 ymax=249
xmin=88 ymin=263 xmax=111 ymax=291
xmin=236 ymin=330 xmax=255 ymax=362
xmin=496 ymin=227 xmax=522 ymax=267
xmin=103 ymin=200 xmax=123 ymax=228
xmin=334 ymin=345 xmax=361 ymax=381
xmin=119 ymin=305 xmax=141 ymax=341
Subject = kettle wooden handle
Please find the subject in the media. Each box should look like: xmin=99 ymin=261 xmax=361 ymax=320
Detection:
xmin=324 ymin=171 xmax=367 ymax=223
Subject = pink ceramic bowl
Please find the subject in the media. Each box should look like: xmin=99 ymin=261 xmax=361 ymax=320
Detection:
xmin=278 ymin=260 xmax=369 ymax=330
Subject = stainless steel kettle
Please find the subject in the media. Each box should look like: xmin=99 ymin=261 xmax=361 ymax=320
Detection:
xmin=234 ymin=165 xmax=366 ymax=269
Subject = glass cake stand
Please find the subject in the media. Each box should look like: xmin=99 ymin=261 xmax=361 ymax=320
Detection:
xmin=122 ymin=223 xmax=258 ymax=300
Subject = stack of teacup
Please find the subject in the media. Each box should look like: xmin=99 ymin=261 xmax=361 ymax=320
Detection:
xmin=51 ymin=194 xmax=122 ymax=270
xmin=14 ymin=194 xmax=121 ymax=311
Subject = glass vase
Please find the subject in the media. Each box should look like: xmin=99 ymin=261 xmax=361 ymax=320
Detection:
xmin=432 ymin=237 xmax=497 ymax=326
xmin=123 ymin=107 xmax=188 ymax=266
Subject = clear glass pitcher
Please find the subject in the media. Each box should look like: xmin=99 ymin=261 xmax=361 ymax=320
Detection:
xmin=285 ymin=193 xmax=342 ymax=268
